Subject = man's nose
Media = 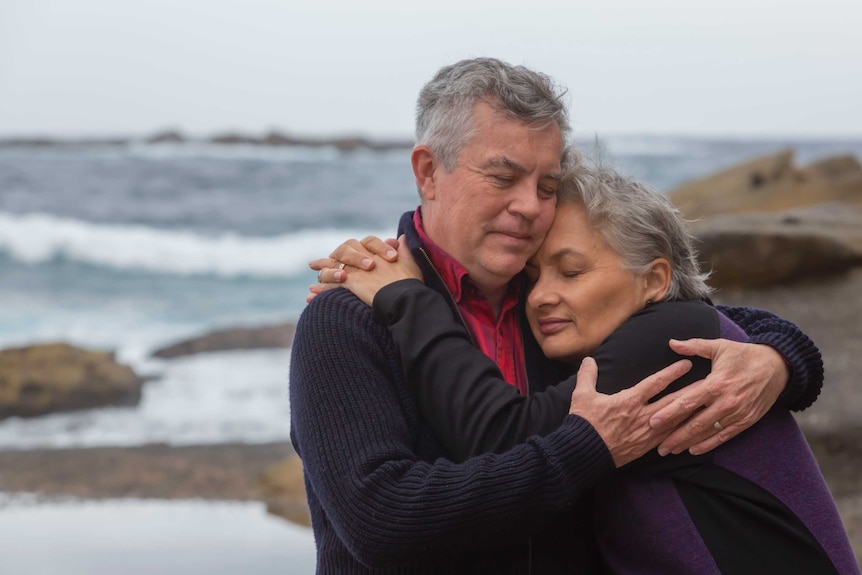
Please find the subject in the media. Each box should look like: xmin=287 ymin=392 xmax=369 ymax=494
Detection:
xmin=508 ymin=181 xmax=543 ymax=219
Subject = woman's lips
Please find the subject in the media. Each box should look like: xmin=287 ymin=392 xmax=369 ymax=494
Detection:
xmin=536 ymin=318 xmax=570 ymax=335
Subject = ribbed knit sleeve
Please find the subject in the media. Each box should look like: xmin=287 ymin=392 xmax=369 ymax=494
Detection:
xmin=289 ymin=288 xmax=615 ymax=568
xmin=373 ymin=279 xmax=578 ymax=461
xmin=716 ymin=305 xmax=824 ymax=411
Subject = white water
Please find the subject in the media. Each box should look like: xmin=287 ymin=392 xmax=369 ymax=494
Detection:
xmin=0 ymin=210 xmax=386 ymax=278
xmin=0 ymin=350 xmax=293 ymax=449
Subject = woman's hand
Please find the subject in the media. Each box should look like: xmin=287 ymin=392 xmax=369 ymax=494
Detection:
xmin=309 ymin=236 xmax=422 ymax=306
xmin=308 ymin=235 xmax=400 ymax=302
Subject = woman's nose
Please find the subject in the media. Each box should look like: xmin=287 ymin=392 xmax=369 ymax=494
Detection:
xmin=527 ymin=274 xmax=556 ymax=308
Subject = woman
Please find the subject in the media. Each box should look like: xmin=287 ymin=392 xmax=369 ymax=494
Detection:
xmin=326 ymin=162 xmax=858 ymax=574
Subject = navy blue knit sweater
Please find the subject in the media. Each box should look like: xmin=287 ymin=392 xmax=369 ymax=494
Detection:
xmin=289 ymin=210 xmax=824 ymax=573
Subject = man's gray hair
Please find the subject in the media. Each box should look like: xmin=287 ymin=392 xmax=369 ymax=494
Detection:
xmin=415 ymin=58 xmax=570 ymax=172
xmin=560 ymin=159 xmax=713 ymax=301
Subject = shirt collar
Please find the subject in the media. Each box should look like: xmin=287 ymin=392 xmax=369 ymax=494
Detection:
xmin=413 ymin=208 xmax=470 ymax=302
xmin=413 ymin=208 xmax=522 ymax=307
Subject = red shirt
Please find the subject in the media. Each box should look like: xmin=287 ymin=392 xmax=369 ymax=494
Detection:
xmin=413 ymin=209 xmax=528 ymax=394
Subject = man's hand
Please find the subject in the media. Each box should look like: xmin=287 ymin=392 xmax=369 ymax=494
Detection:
xmin=569 ymin=357 xmax=692 ymax=468
xmin=649 ymin=339 xmax=788 ymax=457
xmin=307 ymin=236 xmax=399 ymax=302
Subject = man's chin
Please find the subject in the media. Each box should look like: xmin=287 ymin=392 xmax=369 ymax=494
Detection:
xmin=483 ymin=249 xmax=535 ymax=274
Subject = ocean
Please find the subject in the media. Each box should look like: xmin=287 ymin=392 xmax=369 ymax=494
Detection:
xmin=1 ymin=136 xmax=862 ymax=449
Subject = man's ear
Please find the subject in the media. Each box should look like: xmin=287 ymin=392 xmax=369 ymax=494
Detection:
xmin=411 ymin=145 xmax=438 ymax=201
xmin=643 ymin=258 xmax=672 ymax=304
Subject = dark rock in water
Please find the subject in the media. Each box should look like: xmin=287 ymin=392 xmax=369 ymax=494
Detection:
xmin=145 ymin=129 xmax=187 ymax=144
xmin=0 ymin=343 xmax=143 ymax=419
xmin=206 ymin=130 xmax=411 ymax=151
xmin=694 ymin=204 xmax=862 ymax=288
xmin=668 ymin=150 xmax=862 ymax=219
xmin=151 ymin=322 xmax=295 ymax=359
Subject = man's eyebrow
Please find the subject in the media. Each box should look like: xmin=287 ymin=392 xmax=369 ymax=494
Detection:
xmin=484 ymin=156 xmax=562 ymax=180
xmin=484 ymin=156 xmax=526 ymax=172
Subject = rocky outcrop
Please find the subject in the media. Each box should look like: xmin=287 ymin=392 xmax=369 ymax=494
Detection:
xmin=693 ymin=203 xmax=862 ymax=288
xmin=151 ymin=322 xmax=295 ymax=359
xmin=669 ymin=150 xmax=862 ymax=220
xmin=666 ymin=150 xmax=862 ymax=288
xmin=0 ymin=343 xmax=143 ymax=419
xmin=258 ymin=457 xmax=310 ymax=527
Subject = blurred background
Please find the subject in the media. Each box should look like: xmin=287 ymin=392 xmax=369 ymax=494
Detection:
xmin=1 ymin=1 xmax=861 ymax=573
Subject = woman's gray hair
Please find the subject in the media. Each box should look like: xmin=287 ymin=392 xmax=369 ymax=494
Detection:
xmin=415 ymin=58 xmax=570 ymax=173
xmin=559 ymin=159 xmax=713 ymax=301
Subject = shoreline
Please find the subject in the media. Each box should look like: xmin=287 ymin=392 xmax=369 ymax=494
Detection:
xmin=0 ymin=427 xmax=859 ymax=564
xmin=0 ymin=441 xmax=296 ymax=502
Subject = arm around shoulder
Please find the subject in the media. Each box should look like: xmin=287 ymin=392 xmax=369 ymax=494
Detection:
xmin=291 ymin=288 xmax=614 ymax=566
xmin=716 ymin=305 xmax=823 ymax=411
xmin=373 ymin=279 xmax=576 ymax=460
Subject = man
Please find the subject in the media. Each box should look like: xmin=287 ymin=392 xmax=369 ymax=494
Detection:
xmin=291 ymin=58 xmax=822 ymax=573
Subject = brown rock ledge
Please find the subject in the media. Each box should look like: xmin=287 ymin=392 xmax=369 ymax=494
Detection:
xmin=0 ymin=442 xmax=309 ymax=526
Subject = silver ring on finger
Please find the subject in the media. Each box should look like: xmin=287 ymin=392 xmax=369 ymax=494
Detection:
xmin=317 ymin=270 xmax=324 ymax=283
xmin=713 ymin=421 xmax=724 ymax=432
xmin=337 ymin=262 xmax=346 ymax=270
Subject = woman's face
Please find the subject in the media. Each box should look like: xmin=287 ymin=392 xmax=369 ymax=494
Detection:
xmin=525 ymin=202 xmax=651 ymax=363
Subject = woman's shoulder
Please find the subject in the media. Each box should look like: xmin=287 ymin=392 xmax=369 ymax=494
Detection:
xmin=621 ymin=300 xmax=720 ymax=342
xmin=593 ymin=300 xmax=719 ymax=396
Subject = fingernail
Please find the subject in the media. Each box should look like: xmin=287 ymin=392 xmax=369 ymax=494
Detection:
xmin=362 ymin=258 xmax=373 ymax=269
xmin=689 ymin=447 xmax=701 ymax=456
xmin=658 ymin=447 xmax=669 ymax=457
xmin=386 ymin=249 xmax=397 ymax=259
xmin=334 ymin=271 xmax=344 ymax=281
xmin=649 ymin=416 xmax=662 ymax=428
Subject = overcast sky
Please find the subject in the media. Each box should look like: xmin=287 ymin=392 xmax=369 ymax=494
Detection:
xmin=1 ymin=0 xmax=860 ymax=139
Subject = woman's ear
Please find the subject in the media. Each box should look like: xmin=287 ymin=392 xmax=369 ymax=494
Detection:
xmin=411 ymin=145 xmax=438 ymax=201
xmin=643 ymin=258 xmax=672 ymax=304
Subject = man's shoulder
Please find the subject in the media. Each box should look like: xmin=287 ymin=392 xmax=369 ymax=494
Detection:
xmin=296 ymin=288 xmax=378 ymax=338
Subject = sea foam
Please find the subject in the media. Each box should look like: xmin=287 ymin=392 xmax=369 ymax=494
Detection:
xmin=0 ymin=211 xmax=388 ymax=278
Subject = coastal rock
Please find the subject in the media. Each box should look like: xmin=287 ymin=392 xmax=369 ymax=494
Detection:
xmin=151 ymin=322 xmax=295 ymax=359
xmin=668 ymin=150 xmax=862 ymax=219
xmin=694 ymin=203 xmax=862 ymax=288
xmin=258 ymin=457 xmax=310 ymax=527
xmin=0 ymin=343 xmax=143 ymax=419
xmin=207 ymin=130 xmax=411 ymax=151
xmin=145 ymin=129 xmax=187 ymax=144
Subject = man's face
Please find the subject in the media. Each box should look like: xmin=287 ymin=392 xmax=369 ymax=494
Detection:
xmin=420 ymin=101 xmax=563 ymax=293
